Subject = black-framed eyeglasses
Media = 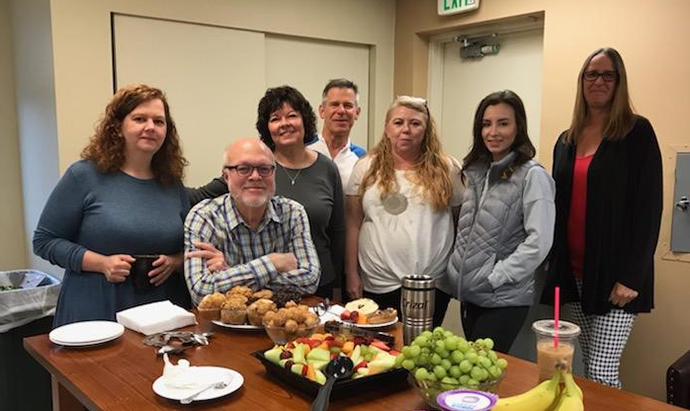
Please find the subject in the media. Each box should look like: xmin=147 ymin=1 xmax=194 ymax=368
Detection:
xmin=583 ymin=70 xmax=618 ymax=82
xmin=223 ymin=164 xmax=275 ymax=177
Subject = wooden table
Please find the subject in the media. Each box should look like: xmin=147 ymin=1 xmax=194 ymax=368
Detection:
xmin=24 ymin=320 xmax=682 ymax=411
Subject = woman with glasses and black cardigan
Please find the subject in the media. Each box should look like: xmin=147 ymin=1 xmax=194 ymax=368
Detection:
xmin=541 ymin=47 xmax=662 ymax=389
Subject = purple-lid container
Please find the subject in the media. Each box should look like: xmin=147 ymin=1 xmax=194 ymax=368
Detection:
xmin=436 ymin=389 xmax=498 ymax=411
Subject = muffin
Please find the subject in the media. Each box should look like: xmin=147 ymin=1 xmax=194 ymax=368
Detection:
xmin=221 ymin=298 xmax=248 ymax=325
xmin=247 ymin=298 xmax=277 ymax=326
xmin=197 ymin=292 xmax=226 ymax=320
xmin=228 ymin=285 xmax=254 ymax=299
xmin=252 ymin=289 xmax=273 ymax=301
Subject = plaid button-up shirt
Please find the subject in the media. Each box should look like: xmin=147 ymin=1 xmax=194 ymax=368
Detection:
xmin=184 ymin=194 xmax=320 ymax=306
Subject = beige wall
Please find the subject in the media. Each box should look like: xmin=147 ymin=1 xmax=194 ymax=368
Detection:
xmin=395 ymin=0 xmax=690 ymax=400
xmin=48 ymin=0 xmax=396 ymax=173
xmin=6 ymin=0 xmax=395 ymax=276
xmin=0 ymin=0 xmax=27 ymax=270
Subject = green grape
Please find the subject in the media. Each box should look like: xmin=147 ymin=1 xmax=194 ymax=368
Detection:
xmin=441 ymin=376 xmax=459 ymax=390
xmin=451 ymin=350 xmax=464 ymax=364
xmin=480 ymin=357 xmax=492 ymax=369
xmin=467 ymin=378 xmax=479 ymax=387
xmin=415 ymin=354 xmax=428 ymax=367
xmin=444 ymin=336 xmax=458 ymax=351
xmin=438 ymin=349 xmax=450 ymax=359
xmin=360 ymin=346 xmax=369 ymax=356
xmin=483 ymin=338 xmax=495 ymax=350
xmin=466 ymin=352 xmax=479 ymax=364
xmin=496 ymin=358 xmax=508 ymax=370
xmin=414 ymin=335 xmax=429 ymax=348
xmin=449 ymin=365 xmax=461 ymax=378
xmin=443 ymin=330 xmax=453 ymax=338
xmin=421 ymin=330 xmax=433 ymax=339
xmin=415 ymin=367 xmax=429 ymax=381
xmin=402 ymin=346 xmax=412 ymax=358
xmin=402 ymin=359 xmax=416 ymax=370
xmin=459 ymin=374 xmax=470 ymax=385
xmin=433 ymin=326 xmax=445 ymax=334
xmin=470 ymin=366 xmax=483 ymax=381
xmin=440 ymin=359 xmax=452 ymax=370
xmin=488 ymin=350 xmax=498 ymax=362
xmin=478 ymin=349 xmax=487 ymax=357
xmin=488 ymin=365 xmax=502 ymax=379
xmin=457 ymin=339 xmax=470 ymax=353
xmin=459 ymin=360 xmax=472 ymax=373
xmin=427 ymin=372 xmax=437 ymax=382
xmin=430 ymin=353 xmax=442 ymax=365
xmin=409 ymin=344 xmax=421 ymax=358
xmin=421 ymin=347 xmax=431 ymax=355
xmin=435 ymin=340 xmax=445 ymax=350
xmin=433 ymin=365 xmax=447 ymax=379
xmin=394 ymin=353 xmax=406 ymax=367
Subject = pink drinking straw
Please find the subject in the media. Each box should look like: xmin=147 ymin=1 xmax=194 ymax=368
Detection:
xmin=554 ymin=286 xmax=560 ymax=348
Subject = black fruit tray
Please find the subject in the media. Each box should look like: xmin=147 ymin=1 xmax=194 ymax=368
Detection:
xmin=252 ymin=349 xmax=407 ymax=399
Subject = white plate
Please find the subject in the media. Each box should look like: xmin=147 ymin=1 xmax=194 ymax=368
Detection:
xmin=346 ymin=316 xmax=399 ymax=328
xmin=152 ymin=366 xmax=243 ymax=402
xmin=49 ymin=321 xmax=125 ymax=346
xmin=211 ymin=320 xmax=262 ymax=330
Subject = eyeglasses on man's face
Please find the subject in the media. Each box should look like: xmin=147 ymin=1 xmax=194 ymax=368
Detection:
xmin=223 ymin=164 xmax=276 ymax=177
xmin=583 ymin=70 xmax=618 ymax=82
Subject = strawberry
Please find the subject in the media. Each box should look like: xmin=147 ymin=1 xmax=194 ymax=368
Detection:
xmin=340 ymin=310 xmax=351 ymax=320
xmin=353 ymin=360 xmax=368 ymax=371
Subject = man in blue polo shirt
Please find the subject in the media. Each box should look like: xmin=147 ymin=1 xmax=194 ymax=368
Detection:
xmin=309 ymin=79 xmax=366 ymax=187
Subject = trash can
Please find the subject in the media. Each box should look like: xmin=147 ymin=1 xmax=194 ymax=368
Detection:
xmin=0 ymin=270 xmax=61 ymax=411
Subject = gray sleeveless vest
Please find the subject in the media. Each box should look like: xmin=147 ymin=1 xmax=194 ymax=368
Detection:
xmin=447 ymin=152 xmax=540 ymax=307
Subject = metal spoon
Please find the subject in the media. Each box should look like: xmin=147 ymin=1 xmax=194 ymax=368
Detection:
xmin=310 ymin=356 xmax=354 ymax=411
xmin=179 ymin=380 xmax=229 ymax=404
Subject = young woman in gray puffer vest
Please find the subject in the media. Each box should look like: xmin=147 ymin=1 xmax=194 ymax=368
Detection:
xmin=447 ymin=90 xmax=556 ymax=353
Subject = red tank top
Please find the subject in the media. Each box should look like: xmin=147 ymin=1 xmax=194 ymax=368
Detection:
xmin=567 ymin=155 xmax=593 ymax=279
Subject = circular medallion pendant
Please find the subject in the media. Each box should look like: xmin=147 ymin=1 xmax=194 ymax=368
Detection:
xmin=382 ymin=193 xmax=408 ymax=215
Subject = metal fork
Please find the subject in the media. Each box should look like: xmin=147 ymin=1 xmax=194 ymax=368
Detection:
xmin=179 ymin=380 xmax=229 ymax=404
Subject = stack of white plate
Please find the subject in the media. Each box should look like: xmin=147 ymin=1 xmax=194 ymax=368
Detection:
xmin=49 ymin=321 xmax=125 ymax=347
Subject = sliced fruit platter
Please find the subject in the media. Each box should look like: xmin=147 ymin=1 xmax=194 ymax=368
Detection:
xmin=253 ymin=331 xmax=407 ymax=397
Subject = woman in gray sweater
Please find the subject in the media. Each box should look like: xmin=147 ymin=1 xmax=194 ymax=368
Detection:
xmin=447 ymin=90 xmax=555 ymax=353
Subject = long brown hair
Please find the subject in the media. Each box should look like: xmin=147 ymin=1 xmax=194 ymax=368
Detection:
xmin=462 ymin=90 xmax=535 ymax=181
xmin=81 ymin=84 xmax=187 ymax=185
xmin=565 ymin=47 xmax=636 ymax=143
xmin=359 ymin=96 xmax=453 ymax=211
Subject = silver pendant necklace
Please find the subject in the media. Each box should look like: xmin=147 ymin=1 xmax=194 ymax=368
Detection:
xmin=282 ymin=167 xmax=302 ymax=185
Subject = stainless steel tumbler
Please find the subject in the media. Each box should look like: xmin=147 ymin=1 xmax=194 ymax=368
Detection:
xmin=401 ymin=275 xmax=435 ymax=345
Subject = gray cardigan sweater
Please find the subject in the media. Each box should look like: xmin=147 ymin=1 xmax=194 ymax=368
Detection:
xmin=447 ymin=152 xmax=556 ymax=307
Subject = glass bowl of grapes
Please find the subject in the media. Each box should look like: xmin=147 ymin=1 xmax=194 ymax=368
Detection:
xmin=395 ymin=327 xmax=507 ymax=410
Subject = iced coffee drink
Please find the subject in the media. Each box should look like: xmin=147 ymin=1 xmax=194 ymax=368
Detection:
xmin=532 ymin=319 xmax=581 ymax=381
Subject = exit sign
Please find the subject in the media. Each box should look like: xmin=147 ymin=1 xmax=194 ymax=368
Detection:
xmin=438 ymin=0 xmax=479 ymax=16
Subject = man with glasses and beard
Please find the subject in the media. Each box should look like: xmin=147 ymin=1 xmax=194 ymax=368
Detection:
xmin=183 ymin=138 xmax=320 ymax=306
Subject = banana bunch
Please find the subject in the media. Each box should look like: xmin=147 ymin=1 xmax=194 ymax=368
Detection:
xmin=551 ymin=372 xmax=584 ymax=411
xmin=492 ymin=371 xmax=584 ymax=411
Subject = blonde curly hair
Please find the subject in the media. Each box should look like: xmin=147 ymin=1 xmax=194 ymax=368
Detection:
xmin=359 ymin=96 xmax=454 ymax=211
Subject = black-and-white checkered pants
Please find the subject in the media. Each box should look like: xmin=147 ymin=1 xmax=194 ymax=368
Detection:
xmin=569 ymin=278 xmax=636 ymax=389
